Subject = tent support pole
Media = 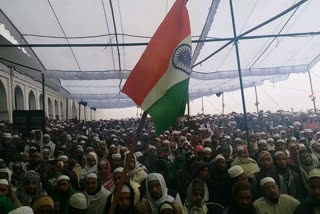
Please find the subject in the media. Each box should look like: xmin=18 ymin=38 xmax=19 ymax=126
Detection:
xmin=254 ymin=83 xmax=259 ymax=113
xmin=222 ymin=93 xmax=224 ymax=114
xmin=308 ymin=70 xmax=317 ymax=113
xmin=42 ymin=73 xmax=46 ymax=130
xmin=229 ymin=0 xmax=250 ymax=147
xmin=201 ymin=97 xmax=204 ymax=114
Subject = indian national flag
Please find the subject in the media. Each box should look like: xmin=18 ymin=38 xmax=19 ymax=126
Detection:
xmin=122 ymin=0 xmax=191 ymax=134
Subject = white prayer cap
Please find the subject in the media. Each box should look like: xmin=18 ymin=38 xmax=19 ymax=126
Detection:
xmin=234 ymin=138 xmax=242 ymax=142
xmin=159 ymin=203 xmax=174 ymax=212
xmin=276 ymin=139 xmax=285 ymax=144
xmin=274 ymin=151 xmax=286 ymax=158
xmin=135 ymin=151 xmax=143 ymax=158
xmin=236 ymin=146 xmax=245 ymax=152
xmin=224 ymin=135 xmax=231 ymax=140
xmin=258 ymin=139 xmax=267 ymax=145
xmin=110 ymin=144 xmax=116 ymax=148
xmin=69 ymin=193 xmax=88 ymax=210
xmin=203 ymin=147 xmax=212 ymax=153
xmin=299 ymin=143 xmax=306 ymax=150
xmin=0 ymin=179 xmax=9 ymax=185
xmin=273 ymin=134 xmax=280 ymax=138
xmin=123 ymin=151 xmax=130 ymax=157
xmin=293 ymin=121 xmax=301 ymax=126
xmin=57 ymin=175 xmax=70 ymax=182
xmin=2 ymin=133 xmax=12 ymax=139
xmin=163 ymin=140 xmax=170 ymax=145
xmin=86 ymin=173 xmax=97 ymax=180
xmin=308 ymin=168 xmax=320 ymax=179
xmin=203 ymin=138 xmax=211 ymax=142
xmin=267 ymin=138 xmax=274 ymax=143
xmin=260 ymin=177 xmax=276 ymax=187
xmin=43 ymin=134 xmax=50 ymax=138
xmin=304 ymin=129 xmax=313 ymax=133
xmin=290 ymin=137 xmax=297 ymax=141
xmin=214 ymin=154 xmax=225 ymax=163
xmin=9 ymin=206 xmax=34 ymax=214
xmin=121 ymin=184 xmax=131 ymax=193
xmin=228 ymin=166 xmax=244 ymax=179
xmin=113 ymin=167 xmax=124 ymax=174
xmin=148 ymin=145 xmax=156 ymax=150
xmin=112 ymin=154 xmax=121 ymax=159
xmin=12 ymin=134 xmax=19 ymax=139
xmin=57 ymin=155 xmax=68 ymax=161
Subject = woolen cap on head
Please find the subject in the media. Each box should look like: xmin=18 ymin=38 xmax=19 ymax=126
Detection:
xmin=260 ymin=177 xmax=275 ymax=187
xmin=32 ymin=195 xmax=54 ymax=212
xmin=69 ymin=193 xmax=88 ymax=210
xmin=228 ymin=166 xmax=244 ymax=179
xmin=308 ymin=168 xmax=320 ymax=179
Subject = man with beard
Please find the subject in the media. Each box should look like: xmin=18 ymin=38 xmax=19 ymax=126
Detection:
xmin=222 ymin=181 xmax=258 ymax=214
xmin=294 ymin=168 xmax=320 ymax=214
xmin=253 ymin=177 xmax=300 ymax=214
xmin=105 ymin=183 xmax=135 ymax=214
xmin=274 ymin=151 xmax=306 ymax=201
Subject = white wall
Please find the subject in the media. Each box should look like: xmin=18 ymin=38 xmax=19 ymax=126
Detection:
xmin=0 ymin=62 xmax=94 ymax=122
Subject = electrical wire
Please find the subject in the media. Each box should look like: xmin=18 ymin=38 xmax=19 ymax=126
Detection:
xmin=47 ymin=0 xmax=82 ymax=71
xmin=108 ymin=0 xmax=123 ymax=91
xmin=101 ymin=0 xmax=116 ymax=71
xmin=117 ymin=0 xmax=126 ymax=70
xmin=248 ymin=6 xmax=300 ymax=68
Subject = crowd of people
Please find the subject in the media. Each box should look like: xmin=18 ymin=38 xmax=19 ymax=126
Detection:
xmin=0 ymin=110 xmax=320 ymax=214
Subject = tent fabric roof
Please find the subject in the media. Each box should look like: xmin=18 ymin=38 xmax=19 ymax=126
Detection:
xmin=0 ymin=0 xmax=319 ymax=108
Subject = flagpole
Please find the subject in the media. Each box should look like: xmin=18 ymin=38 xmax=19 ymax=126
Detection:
xmin=109 ymin=112 xmax=148 ymax=214
xmin=254 ymin=83 xmax=259 ymax=113
xmin=308 ymin=70 xmax=317 ymax=113
xmin=187 ymin=92 xmax=190 ymax=129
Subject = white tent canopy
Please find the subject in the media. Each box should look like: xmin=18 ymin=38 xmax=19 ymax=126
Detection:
xmin=0 ymin=0 xmax=319 ymax=108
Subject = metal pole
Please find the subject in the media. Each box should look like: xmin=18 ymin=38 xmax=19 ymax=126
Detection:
xmin=78 ymin=103 xmax=81 ymax=120
xmin=42 ymin=73 xmax=46 ymax=131
xmin=187 ymin=93 xmax=190 ymax=129
xmin=229 ymin=0 xmax=250 ymax=146
xmin=307 ymin=70 xmax=317 ymax=113
xmin=66 ymin=98 xmax=68 ymax=120
xmin=84 ymin=106 xmax=86 ymax=122
xmin=10 ymin=68 xmax=15 ymax=112
xmin=254 ymin=83 xmax=259 ymax=113
xmin=201 ymin=97 xmax=204 ymax=114
xmin=222 ymin=93 xmax=225 ymax=114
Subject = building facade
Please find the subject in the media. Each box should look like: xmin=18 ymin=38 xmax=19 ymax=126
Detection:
xmin=0 ymin=62 xmax=95 ymax=122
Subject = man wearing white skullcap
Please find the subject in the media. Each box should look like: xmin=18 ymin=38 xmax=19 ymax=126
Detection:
xmin=135 ymin=173 xmax=183 ymax=214
xmin=8 ymin=206 xmax=34 ymax=214
xmin=68 ymin=193 xmax=88 ymax=214
xmin=39 ymin=134 xmax=55 ymax=158
xmin=105 ymin=183 xmax=135 ymax=214
xmin=253 ymin=177 xmax=300 ymax=214
xmin=51 ymin=175 xmax=75 ymax=214
xmin=85 ymin=173 xmax=111 ymax=214
xmin=228 ymin=166 xmax=248 ymax=183
xmin=294 ymin=168 xmax=320 ymax=213
xmin=202 ymin=147 xmax=213 ymax=164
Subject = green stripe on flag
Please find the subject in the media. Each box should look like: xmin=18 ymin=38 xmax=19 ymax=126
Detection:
xmin=146 ymin=78 xmax=189 ymax=134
